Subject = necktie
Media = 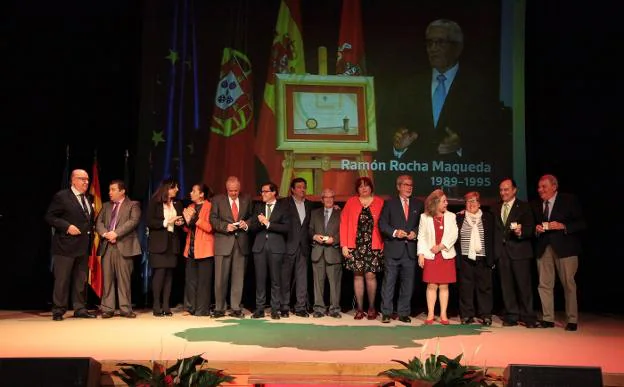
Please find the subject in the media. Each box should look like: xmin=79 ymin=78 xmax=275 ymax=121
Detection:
xmin=432 ymin=73 xmax=447 ymax=127
xmin=502 ymin=203 xmax=509 ymax=224
xmin=543 ymin=200 xmax=550 ymax=221
xmin=403 ymin=198 xmax=409 ymax=221
xmin=109 ymin=202 xmax=120 ymax=231
xmin=79 ymin=194 xmax=89 ymax=218
xmin=266 ymin=203 xmax=273 ymax=219
xmin=324 ymin=209 xmax=330 ymax=229
xmin=231 ymin=200 xmax=239 ymax=221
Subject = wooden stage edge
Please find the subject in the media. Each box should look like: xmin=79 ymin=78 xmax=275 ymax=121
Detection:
xmin=99 ymin=360 xmax=624 ymax=387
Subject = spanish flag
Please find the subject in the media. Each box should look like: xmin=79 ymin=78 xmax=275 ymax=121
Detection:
xmin=88 ymin=158 xmax=103 ymax=298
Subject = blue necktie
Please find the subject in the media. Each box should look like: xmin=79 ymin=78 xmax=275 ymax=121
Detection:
xmin=432 ymin=73 xmax=447 ymax=127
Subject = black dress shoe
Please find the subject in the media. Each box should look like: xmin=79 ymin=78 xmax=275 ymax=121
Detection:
xmin=461 ymin=317 xmax=475 ymax=325
xmin=52 ymin=314 xmax=64 ymax=321
xmin=153 ymin=311 xmax=163 ymax=317
xmin=539 ymin=320 xmax=555 ymax=328
xmin=229 ymin=310 xmax=244 ymax=318
xmin=162 ymin=311 xmax=173 ymax=317
xmin=73 ymin=310 xmax=96 ymax=318
xmin=312 ymin=311 xmax=325 ymax=318
xmin=329 ymin=311 xmax=342 ymax=318
xmin=295 ymin=310 xmax=309 ymax=318
xmin=211 ymin=310 xmax=225 ymax=318
xmin=280 ymin=310 xmax=290 ymax=318
xmin=482 ymin=317 xmax=492 ymax=326
xmin=101 ymin=312 xmax=114 ymax=319
xmin=398 ymin=316 xmax=412 ymax=323
xmin=381 ymin=314 xmax=391 ymax=323
xmin=524 ymin=321 xmax=540 ymax=328
xmin=251 ymin=310 xmax=264 ymax=319
xmin=270 ymin=312 xmax=281 ymax=320
xmin=565 ymin=323 xmax=578 ymax=331
xmin=502 ymin=320 xmax=518 ymax=327
xmin=120 ymin=312 xmax=136 ymax=318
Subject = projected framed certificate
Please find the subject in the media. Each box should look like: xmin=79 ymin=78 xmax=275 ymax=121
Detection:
xmin=275 ymin=74 xmax=377 ymax=153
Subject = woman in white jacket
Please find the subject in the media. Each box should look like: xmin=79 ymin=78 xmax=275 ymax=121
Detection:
xmin=417 ymin=189 xmax=458 ymax=324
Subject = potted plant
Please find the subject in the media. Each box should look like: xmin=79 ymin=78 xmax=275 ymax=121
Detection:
xmin=378 ymin=352 xmax=501 ymax=387
xmin=113 ymin=354 xmax=235 ymax=387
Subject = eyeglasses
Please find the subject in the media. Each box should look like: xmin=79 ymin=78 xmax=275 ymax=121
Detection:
xmin=260 ymin=190 xmax=273 ymax=194
xmin=75 ymin=177 xmax=89 ymax=181
xmin=466 ymin=199 xmax=479 ymax=204
xmin=425 ymin=39 xmax=456 ymax=48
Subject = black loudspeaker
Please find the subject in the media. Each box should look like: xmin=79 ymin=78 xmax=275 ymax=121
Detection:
xmin=505 ymin=364 xmax=603 ymax=387
xmin=0 ymin=357 xmax=101 ymax=387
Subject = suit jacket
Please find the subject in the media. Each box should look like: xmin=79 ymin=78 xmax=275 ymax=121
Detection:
xmin=531 ymin=192 xmax=586 ymax=258
xmin=493 ymin=198 xmax=534 ymax=261
xmin=284 ymin=196 xmax=313 ymax=256
xmin=146 ymin=199 xmax=184 ymax=254
xmin=417 ymin=211 xmax=458 ymax=260
xmin=455 ymin=210 xmax=495 ymax=267
xmin=45 ymin=188 xmax=94 ymax=257
xmin=249 ymin=200 xmax=290 ymax=254
xmin=308 ymin=207 xmax=341 ymax=264
xmin=183 ymin=201 xmax=215 ymax=259
xmin=379 ymin=196 xmax=423 ymax=259
xmin=95 ymin=198 xmax=141 ymax=257
xmin=210 ymin=194 xmax=252 ymax=256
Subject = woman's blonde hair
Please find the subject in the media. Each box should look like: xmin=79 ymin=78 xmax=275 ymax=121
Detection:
xmin=424 ymin=189 xmax=445 ymax=217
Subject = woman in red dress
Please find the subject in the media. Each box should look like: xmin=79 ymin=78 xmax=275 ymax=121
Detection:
xmin=417 ymin=189 xmax=458 ymax=324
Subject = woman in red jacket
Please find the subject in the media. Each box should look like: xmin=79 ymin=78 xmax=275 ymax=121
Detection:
xmin=340 ymin=177 xmax=385 ymax=320
xmin=182 ymin=183 xmax=215 ymax=316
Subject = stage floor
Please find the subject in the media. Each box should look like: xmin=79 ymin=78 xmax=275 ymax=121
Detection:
xmin=1 ymin=309 xmax=623 ymax=385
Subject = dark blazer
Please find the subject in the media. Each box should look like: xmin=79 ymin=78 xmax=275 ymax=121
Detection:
xmin=493 ymin=198 xmax=535 ymax=261
xmin=249 ymin=200 xmax=290 ymax=254
xmin=284 ymin=196 xmax=314 ymax=256
xmin=146 ymin=199 xmax=183 ymax=254
xmin=95 ymin=198 xmax=142 ymax=257
xmin=308 ymin=207 xmax=341 ymax=264
xmin=378 ymin=196 xmax=423 ymax=259
xmin=531 ymin=192 xmax=586 ymax=258
xmin=456 ymin=210 xmax=495 ymax=267
xmin=210 ymin=193 xmax=252 ymax=256
xmin=45 ymin=188 xmax=94 ymax=256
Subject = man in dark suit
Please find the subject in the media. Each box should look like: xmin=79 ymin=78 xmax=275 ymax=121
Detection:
xmin=532 ymin=174 xmax=586 ymax=331
xmin=379 ymin=175 xmax=423 ymax=323
xmin=282 ymin=177 xmax=314 ymax=317
xmin=376 ymin=19 xmax=502 ymax=196
xmin=249 ymin=182 xmax=290 ymax=319
xmin=210 ymin=176 xmax=252 ymax=318
xmin=95 ymin=179 xmax=141 ymax=318
xmin=45 ymin=169 xmax=96 ymax=321
xmin=493 ymin=178 xmax=539 ymax=328
xmin=309 ymin=188 xmax=342 ymax=318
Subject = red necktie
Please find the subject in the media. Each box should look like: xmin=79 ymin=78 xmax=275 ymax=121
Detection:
xmin=403 ymin=198 xmax=409 ymax=221
xmin=109 ymin=202 xmax=120 ymax=231
xmin=232 ymin=200 xmax=239 ymax=221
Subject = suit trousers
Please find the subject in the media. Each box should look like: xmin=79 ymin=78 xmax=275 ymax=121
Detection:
xmin=381 ymin=248 xmax=415 ymax=317
xmin=458 ymin=255 xmax=493 ymax=319
xmin=311 ymin=252 xmax=342 ymax=314
xmin=101 ymin=244 xmax=134 ymax=313
xmin=537 ymin=245 xmax=578 ymax=323
xmin=52 ymin=253 xmax=89 ymax=314
xmin=254 ymin=243 xmax=283 ymax=313
xmin=184 ymin=257 xmax=214 ymax=316
xmin=498 ymin=250 xmax=536 ymax=324
xmin=281 ymin=247 xmax=309 ymax=312
xmin=214 ymin=242 xmax=246 ymax=312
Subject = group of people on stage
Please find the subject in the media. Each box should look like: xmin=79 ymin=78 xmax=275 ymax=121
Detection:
xmin=46 ymin=170 xmax=585 ymax=332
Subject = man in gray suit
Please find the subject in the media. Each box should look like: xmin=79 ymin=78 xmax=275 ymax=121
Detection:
xmin=309 ymin=188 xmax=342 ymax=318
xmin=210 ymin=176 xmax=252 ymax=318
xmin=95 ymin=180 xmax=142 ymax=318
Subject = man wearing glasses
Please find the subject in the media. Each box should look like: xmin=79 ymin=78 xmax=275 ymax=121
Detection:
xmin=249 ymin=182 xmax=290 ymax=319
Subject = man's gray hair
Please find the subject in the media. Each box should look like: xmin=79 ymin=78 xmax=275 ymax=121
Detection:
xmin=426 ymin=19 xmax=463 ymax=43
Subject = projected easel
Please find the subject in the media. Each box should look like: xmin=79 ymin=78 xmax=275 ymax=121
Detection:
xmin=275 ymin=47 xmax=377 ymax=197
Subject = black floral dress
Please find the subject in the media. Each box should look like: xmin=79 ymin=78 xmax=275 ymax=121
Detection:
xmin=344 ymin=206 xmax=384 ymax=273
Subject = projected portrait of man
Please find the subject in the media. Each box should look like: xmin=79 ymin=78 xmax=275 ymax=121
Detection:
xmin=375 ymin=18 xmax=505 ymax=197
